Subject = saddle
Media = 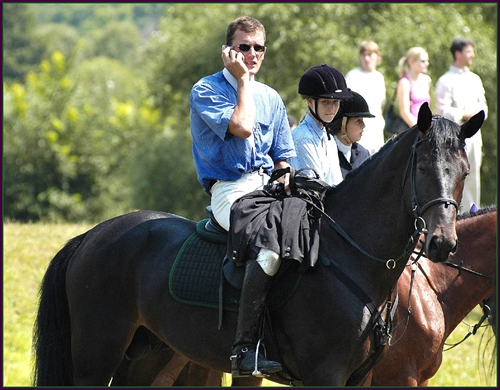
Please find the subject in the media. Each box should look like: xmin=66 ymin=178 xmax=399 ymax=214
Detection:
xmin=169 ymin=213 xmax=302 ymax=313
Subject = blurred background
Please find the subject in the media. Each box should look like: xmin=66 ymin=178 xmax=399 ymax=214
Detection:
xmin=3 ymin=3 xmax=497 ymax=224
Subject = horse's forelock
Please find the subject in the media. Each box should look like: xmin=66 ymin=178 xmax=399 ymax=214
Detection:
xmin=426 ymin=116 xmax=464 ymax=154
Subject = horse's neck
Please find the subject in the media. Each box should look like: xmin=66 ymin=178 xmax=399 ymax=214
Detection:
xmin=325 ymin=137 xmax=415 ymax=260
xmin=421 ymin=212 xmax=496 ymax=336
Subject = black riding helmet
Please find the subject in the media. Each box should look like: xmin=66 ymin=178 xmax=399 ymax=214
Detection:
xmin=338 ymin=90 xmax=375 ymax=118
xmin=298 ymin=64 xmax=351 ymax=128
xmin=298 ymin=64 xmax=351 ymax=99
xmin=328 ymin=89 xmax=374 ymax=134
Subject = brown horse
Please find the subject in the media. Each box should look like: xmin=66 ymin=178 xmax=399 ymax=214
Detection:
xmin=33 ymin=105 xmax=484 ymax=386
xmin=110 ymin=205 xmax=496 ymax=387
xmin=367 ymin=204 xmax=496 ymax=386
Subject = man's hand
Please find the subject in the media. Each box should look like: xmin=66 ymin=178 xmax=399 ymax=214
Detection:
xmin=274 ymin=161 xmax=292 ymax=196
xmin=222 ymin=45 xmax=249 ymax=81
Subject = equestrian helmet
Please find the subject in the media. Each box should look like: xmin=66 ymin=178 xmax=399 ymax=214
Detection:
xmin=298 ymin=64 xmax=351 ymax=100
xmin=338 ymin=90 xmax=375 ymax=118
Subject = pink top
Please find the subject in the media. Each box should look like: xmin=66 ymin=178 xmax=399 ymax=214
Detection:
xmin=404 ymin=74 xmax=430 ymax=118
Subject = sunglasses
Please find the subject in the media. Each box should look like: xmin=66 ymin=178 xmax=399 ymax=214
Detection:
xmin=236 ymin=43 xmax=266 ymax=53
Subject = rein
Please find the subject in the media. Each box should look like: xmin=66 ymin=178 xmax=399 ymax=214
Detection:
xmin=395 ymin=250 xmax=493 ymax=350
xmin=444 ymin=260 xmax=494 ymax=279
xmin=443 ymin=301 xmax=492 ymax=351
xmin=442 ymin=259 xmax=494 ymax=350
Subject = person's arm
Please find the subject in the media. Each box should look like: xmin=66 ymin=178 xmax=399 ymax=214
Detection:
xmin=221 ymin=46 xmax=255 ymax=139
xmin=397 ymin=78 xmax=416 ymax=127
xmin=435 ymin=77 xmax=463 ymax=123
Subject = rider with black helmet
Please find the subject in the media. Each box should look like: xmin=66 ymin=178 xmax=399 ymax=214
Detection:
xmin=328 ymin=89 xmax=374 ymax=179
xmin=289 ymin=64 xmax=352 ymax=185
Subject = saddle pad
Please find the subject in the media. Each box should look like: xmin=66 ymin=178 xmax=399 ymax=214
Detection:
xmin=169 ymin=232 xmax=302 ymax=311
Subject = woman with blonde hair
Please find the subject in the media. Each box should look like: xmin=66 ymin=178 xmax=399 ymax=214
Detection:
xmin=396 ymin=47 xmax=431 ymax=127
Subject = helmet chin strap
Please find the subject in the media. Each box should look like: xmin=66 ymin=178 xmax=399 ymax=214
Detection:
xmin=309 ymin=99 xmax=332 ymax=139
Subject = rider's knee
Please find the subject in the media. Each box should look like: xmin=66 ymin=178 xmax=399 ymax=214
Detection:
xmin=256 ymin=248 xmax=281 ymax=276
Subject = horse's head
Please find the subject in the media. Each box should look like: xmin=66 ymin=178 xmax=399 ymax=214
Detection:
xmin=409 ymin=103 xmax=484 ymax=262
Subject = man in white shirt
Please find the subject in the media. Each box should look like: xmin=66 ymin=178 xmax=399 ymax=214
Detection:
xmin=435 ymin=38 xmax=488 ymax=210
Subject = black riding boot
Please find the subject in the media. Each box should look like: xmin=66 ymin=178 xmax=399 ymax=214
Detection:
xmin=230 ymin=260 xmax=282 ymax=378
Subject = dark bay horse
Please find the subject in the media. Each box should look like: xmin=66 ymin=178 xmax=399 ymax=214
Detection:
xmin=109 ymin=206 xmax=497 ymax=387
xmin=33 ymin=104 xmax=484 ymax=386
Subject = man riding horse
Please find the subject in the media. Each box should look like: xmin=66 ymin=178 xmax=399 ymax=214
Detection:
xmin=189 ymin=17 xmax=350 ymax=378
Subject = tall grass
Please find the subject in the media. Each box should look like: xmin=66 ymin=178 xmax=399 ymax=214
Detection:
xmin=3 ymin=222 xmax=496 ymax=387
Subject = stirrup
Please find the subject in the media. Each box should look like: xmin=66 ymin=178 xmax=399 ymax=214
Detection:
xmin=230 ymin=341 xmax=271 ymax=378
xmin=251 ymin=340 xmax=268 ymax=377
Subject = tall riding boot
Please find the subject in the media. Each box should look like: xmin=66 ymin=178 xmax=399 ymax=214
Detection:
xmin=230 ymin=260 xmax=282 ymax=378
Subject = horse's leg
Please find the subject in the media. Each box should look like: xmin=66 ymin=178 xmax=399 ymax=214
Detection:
xmin=231 ymin=376 xmax=263 ymax=386
xmin=111 ymin=335 xmax=175 ymax=386
xmin=174 ymin=361 xmax=224 ymax=386
xmin=151 ymin=353 xmax=190 ymax=386
xmin=70 ymin=314 xmax=136 ymax=385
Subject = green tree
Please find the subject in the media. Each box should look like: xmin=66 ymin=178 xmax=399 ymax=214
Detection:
xmin=34 ymin=22 xmax=81 ymax=62
xmin=90 ymin=20 xmax=142 ymax=69
xmin=4 ymin=3 xmax=496 ymax=222
xmin=3 ymin=3 xmax=45 ymax=83
xmin=3 ymin=51 xmax=156 ymax=222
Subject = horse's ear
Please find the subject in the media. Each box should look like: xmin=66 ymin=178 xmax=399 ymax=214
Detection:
xmin=417 ymin=102 xmax=432 ymax=134
xmin=461 ymin=110 xmax=485 ymax=139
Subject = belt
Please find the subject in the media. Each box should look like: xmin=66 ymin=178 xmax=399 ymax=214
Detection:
xmin=209 ymin=167 xmax=265 ymax=191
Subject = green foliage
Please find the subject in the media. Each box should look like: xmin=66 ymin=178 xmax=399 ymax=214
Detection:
xmin=90 ymin=21 xmax=142 ymax=68
xmin=30 ymin=3 xmax=168 ymax=35
xmin=3 ymin=3 xmax=497 ymax=222
xmin=3 ymin=52 xmax=159 ymax=222
xmin=3 ymin=3 xmax=45 ymax=83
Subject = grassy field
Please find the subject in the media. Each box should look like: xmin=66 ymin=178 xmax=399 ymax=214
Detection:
xmin=3 ymin=222 xmax=497 ymax=387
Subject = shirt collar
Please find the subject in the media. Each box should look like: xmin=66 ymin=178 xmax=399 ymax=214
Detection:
xmin=305 ymin=113 xmax=326 ymax=136
xmin=450 ymin=64 xmax=470 ymax=74
xmin=334 ymin=135 xmax=352 ymax=153
xmin=223 ymin=68 xmax=255 ymax=91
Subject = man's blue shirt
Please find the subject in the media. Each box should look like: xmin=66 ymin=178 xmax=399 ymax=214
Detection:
xmin=190 ymin=70 xmax=296 ymax=192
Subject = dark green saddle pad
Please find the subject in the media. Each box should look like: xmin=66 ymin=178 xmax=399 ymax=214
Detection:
xmin=169 ymin=220 xmax=302 ymax=311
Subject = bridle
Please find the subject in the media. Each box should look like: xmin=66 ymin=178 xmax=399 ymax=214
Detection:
xmin=408 ymin=130 xmax=459 ymax=218
xmin=324 ymin=129 xmax=459 ymax=267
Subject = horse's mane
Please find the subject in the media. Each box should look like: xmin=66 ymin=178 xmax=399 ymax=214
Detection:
xmin=457 ymin=204 xmax=497 ymax=221
xmin=327 ymin=116 xmax=465 ymax=198
xmin=325 ymin=128 xmax=407 ymax=196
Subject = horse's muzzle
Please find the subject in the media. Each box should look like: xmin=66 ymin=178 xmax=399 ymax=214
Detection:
xmin=425 ymin=234 xmax=458 ymax=263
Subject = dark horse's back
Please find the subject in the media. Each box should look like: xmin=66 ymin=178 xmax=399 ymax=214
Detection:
xmin=33 ymin=210 xmax=195 ymax=386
